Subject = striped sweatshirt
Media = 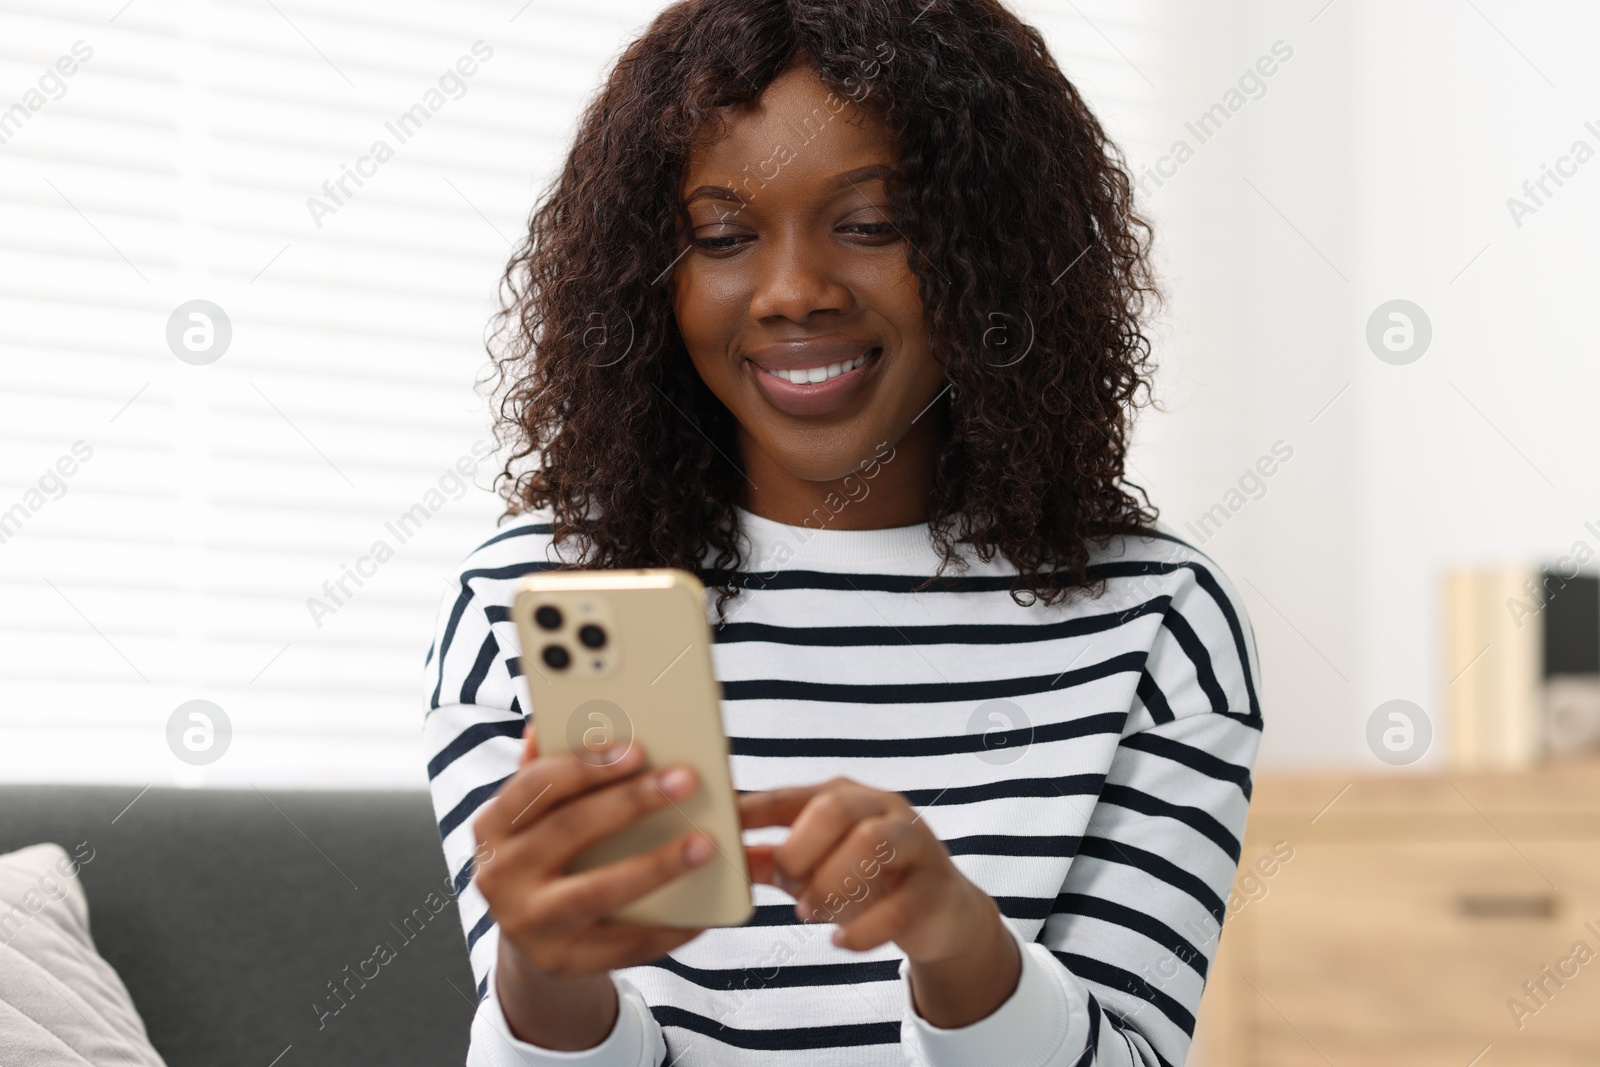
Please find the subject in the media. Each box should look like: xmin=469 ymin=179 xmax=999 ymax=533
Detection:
xmin=422 ymin=505 xmax=1263 ymax=1067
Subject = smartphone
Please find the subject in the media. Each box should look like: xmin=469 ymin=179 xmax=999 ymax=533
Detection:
xmin=511 ymin=568 xmax=753 ymax=928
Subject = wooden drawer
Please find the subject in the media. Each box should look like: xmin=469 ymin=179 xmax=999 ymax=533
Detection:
xmin=1196 ymin=763 xmax=1600 ymax=1067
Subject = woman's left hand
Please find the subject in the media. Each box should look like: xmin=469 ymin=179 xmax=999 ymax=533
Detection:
xmin=739 ymin=776 xmax=1022 ymax=1026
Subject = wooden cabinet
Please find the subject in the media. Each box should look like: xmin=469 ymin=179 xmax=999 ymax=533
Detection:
xmin=1195 ymin=760 xmax=1600 ymax=1067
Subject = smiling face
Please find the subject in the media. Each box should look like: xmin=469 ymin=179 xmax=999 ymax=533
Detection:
xmin=670 ymin=62 xmax=947 ymax=525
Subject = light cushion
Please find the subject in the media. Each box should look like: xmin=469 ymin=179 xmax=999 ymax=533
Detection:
xmin=0 ymin=842 xmax=168 ymax=1066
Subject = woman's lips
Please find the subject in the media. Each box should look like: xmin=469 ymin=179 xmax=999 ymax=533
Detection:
xmin=747 ymin=347 xmax=883 ymax=418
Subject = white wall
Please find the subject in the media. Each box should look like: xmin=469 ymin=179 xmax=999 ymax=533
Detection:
xmin=1125 ymin=0 xmax=1600 ymax=768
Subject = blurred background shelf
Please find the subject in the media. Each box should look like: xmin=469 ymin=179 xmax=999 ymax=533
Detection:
xmin=1197 ymin=758 xmax=1600 ymax=1067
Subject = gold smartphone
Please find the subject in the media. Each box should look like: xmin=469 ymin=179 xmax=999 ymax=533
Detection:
xmin=511 ymin=568 xmax=753 ymax=928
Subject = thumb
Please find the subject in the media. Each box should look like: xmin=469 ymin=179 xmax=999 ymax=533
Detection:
xmin=521 ymin=716 xmax=539 ymax=764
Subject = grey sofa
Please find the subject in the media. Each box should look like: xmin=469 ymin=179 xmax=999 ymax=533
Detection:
xmin=0 ymin=784 xmax=476 ymax=1066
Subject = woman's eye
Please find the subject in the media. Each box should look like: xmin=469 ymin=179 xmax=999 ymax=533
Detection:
xmin=690 ymin=221 xmax=898 ymax=252
xmin=842 ymin=221 xmax=897 ymax=238
xmin=693 ymin=233 xmax=746 ymax=251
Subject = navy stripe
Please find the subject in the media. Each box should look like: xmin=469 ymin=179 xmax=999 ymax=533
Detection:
xmin=1120 ymin=730 xmax=1253 ymax=800
xmin=900 ymin=773 xmax=1103 ymax=808
xmin=1054 ymin=951 xmax=1196 ymax=1036
xmin=1160 ymin=609 xmax=1230 ymax=718
xmin=1102 ymin=1002 xmax=1178 ymax=1067
xmin=1073 ymin=994 xmax=1101 ymax=1067
xmin=944 ymin=834 xmax=1081 ymax=857
xmin=1099 ymin=783 xmax=1241 ymax=863
xmin=730 ymin=775 xmax=1099 ymax=811
xmin=713 ymin=597 xmax=1164 ymax=647
xmin=720 ymin=559 xmax=1187 ymax=595
xmin=427 ymin=717 xmax=523 ymax=781
xmin=723 ymin=569 xmax=1020 ymax=594
xmin=1183 ymin=563 xmax=1262 ymax=724
xmin=644 ymin=954 xmax=901 ymax=991
xmin=996 ymin=895 xmax=1057 ymax=921
xmin=1076 ymin=837 xmax=1227 ymax=924
xmin=458 ymin=633 xmax=501 ymax=707
xmin=723 ymin=650 xmax=1145 ymax=704
xmin=1136 ymin=670 xmax=1175 ymax=724
xmin=464 ymin=908 xmax=494 ymax=953
xmin=737 ymin=903 xmax=818 ymax=928
xmin=1052 ymin=892 xmax=1208 ymax=979
xmin=650 ymin=1005 xmax=899 ymax=1049
xmin=437 ymin=775 xmax=509 ymax=841
xmin=728 ymin=711 xmax=1124 ymax=759
xmin=726 ymin=896 xmax=1069 ymax=928
xmin=1082 ymin=557 xmax=1262 ymax=725
xmin=707 ymin=555 xmax=1182 ymax=593
xmin=432 ymin=560 xmax=559 ymax=709
xmin=429 ymin=631 xmax=451 ymax=710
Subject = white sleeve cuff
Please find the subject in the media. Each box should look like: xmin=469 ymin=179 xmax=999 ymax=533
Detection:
xmin=467 ymin=960 xmax=665 ymax=1067
xmin=899 ymin=923 xmax=1089 ymax=1067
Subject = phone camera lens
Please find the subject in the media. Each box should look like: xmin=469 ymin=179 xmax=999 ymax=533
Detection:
xmin=535 ymin=605 xmax=563 ymax=630
xmin=541 ymin=645 xmax=571 ymax=670
xmin=577 ymin=624 xmax=607 ymax=649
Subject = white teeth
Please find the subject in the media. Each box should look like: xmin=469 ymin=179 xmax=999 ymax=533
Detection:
xmin=769 ymin=350 xmax=874 ymax=385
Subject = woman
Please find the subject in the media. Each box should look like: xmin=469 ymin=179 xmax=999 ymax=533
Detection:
xmin=424 ymin=1 xmax=1262 ymax=1064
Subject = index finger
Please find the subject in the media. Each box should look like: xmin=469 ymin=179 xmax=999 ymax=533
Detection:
xmin=738 ymin=784 xmax=827 ymax=830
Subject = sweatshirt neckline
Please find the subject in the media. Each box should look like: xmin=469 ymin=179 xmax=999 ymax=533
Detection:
xmin=734 ymin=505 xmax=935 ymax=565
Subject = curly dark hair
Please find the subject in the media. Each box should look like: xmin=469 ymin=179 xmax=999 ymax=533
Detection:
xmin=486 ymin=0 xmax=1162 ymax=615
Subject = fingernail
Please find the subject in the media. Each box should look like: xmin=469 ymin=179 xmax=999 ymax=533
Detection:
xmin=685 ymin=835 xmax=713 ymax=866
xmin=657 ymin=767 xmax=696 ymax=799
xmin=585 ymin=741 xmax=625 ymax=766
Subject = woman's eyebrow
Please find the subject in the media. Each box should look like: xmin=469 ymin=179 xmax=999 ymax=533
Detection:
xmin=824 ymin=162 xmax=893 ymax=191
xmin=681 ymin=162 xmax=895 ymax=207
xmin=682 ymin=185 xmax=742 ymax=207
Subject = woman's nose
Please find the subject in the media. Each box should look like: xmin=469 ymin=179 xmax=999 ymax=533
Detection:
xmin=746 ymin=228 xmax=854 ymax=323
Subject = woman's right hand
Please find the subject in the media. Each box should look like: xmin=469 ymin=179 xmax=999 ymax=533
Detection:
xmin=470 ymin=722 xmax=715 ymax=1048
